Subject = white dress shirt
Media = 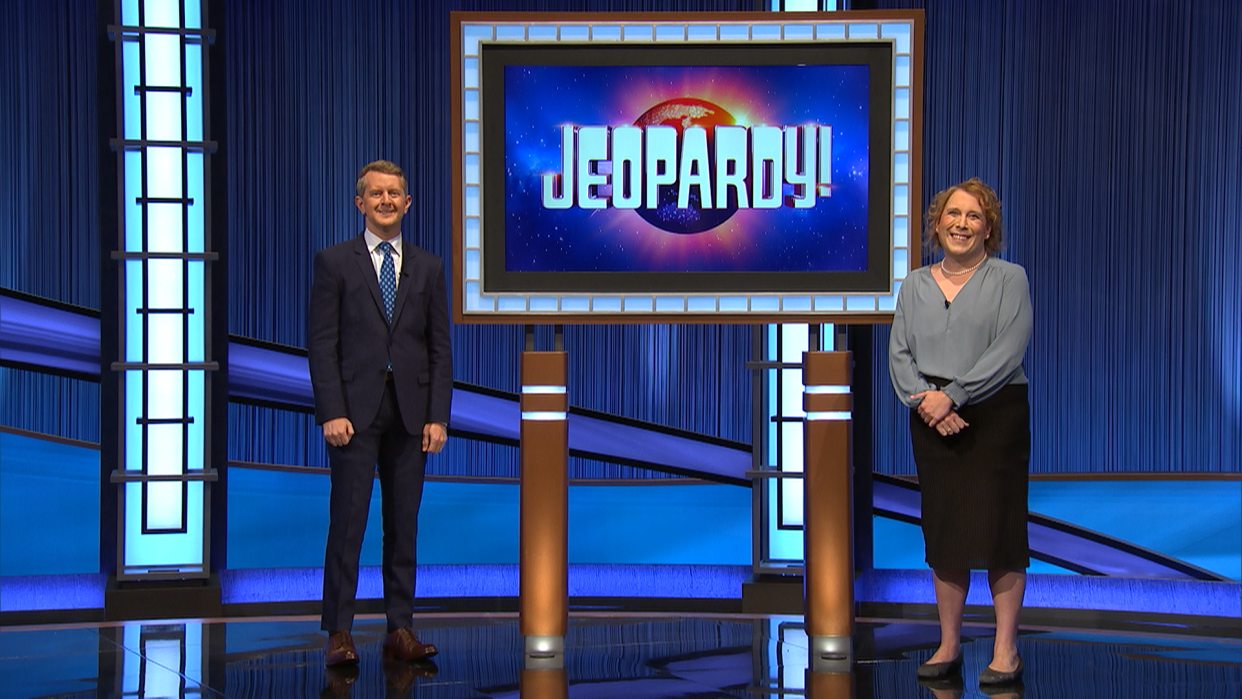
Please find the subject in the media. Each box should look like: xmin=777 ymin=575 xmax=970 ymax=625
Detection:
xmin=363 ymin=228 xmax=402 ymax=290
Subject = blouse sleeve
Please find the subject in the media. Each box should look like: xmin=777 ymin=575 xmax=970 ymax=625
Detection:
xmin=940 ymin=266 xmax=1033 ymax=407
xmin=888 ymin=281 xmax=938 ymax=408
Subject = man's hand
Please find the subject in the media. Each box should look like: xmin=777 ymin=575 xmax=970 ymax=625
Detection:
xmin=912 ymin=389 xmax=954 ymax=427
xmin=422 ymin=422 xmax=447 ymax=453
xmin=323 ymin=417 xmax=354 ymax=447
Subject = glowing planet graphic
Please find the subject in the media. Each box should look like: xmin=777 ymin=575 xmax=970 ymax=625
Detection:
xmin=632 ymin=97 xmax=739 ymax=234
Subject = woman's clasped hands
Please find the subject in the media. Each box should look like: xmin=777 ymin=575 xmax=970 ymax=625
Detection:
xmin=911 ymin=389 xmax=970 ymax=437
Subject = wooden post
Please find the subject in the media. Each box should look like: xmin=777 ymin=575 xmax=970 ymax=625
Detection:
xmin=519 ymin=351 xmax=569 ymax=662
xmin=802 ymin=351 xmax=854 ymax=662
xmin=520 ymin=666 xmax=567 ymax=697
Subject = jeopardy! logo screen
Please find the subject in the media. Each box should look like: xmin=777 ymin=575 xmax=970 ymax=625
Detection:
xmin=481 ymin=43 xmax=893 ymax=293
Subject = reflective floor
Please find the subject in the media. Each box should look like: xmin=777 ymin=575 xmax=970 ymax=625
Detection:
xmin=1 ymin=612 xmax=1239 ymax=698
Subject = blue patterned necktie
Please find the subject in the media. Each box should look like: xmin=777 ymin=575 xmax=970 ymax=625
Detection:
xmin=377 ymin=241 xmax=396 ymax=324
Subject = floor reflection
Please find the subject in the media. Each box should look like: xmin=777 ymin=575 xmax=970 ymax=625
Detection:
xmin=0 ymin=613 xmax=1237 ymax=698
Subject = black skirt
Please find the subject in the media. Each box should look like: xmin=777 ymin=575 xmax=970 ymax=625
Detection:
xmin=909 ymin=382 xmax=1031 ymax=570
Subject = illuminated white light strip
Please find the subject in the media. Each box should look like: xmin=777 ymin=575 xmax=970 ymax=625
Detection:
xmin=803 ymin=385 xmax=850 ymax=394
xmin=521 ymin=412 xmax=568 ymax=421
xmin=521 ymin=385 xmax=567 ymax=394
xmin=123 ymin=482 xmax=204 ymax=567
xmin=805 ymin=411 xmax=852 ymax=421
xmin=139 ymin=2 xmax=188 ymax=538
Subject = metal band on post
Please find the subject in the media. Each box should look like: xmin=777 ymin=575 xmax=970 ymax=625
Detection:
xmin=519 ymin=350 xmax=569 ymax=666
xmin=802 ymin=351 xmax=854 ymax=665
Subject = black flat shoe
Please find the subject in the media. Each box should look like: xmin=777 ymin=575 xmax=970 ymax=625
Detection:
xmin=916 ymin=653 xmax=963 ymax=679
xmin=979 ymin=655 xmax=1024 ymax=685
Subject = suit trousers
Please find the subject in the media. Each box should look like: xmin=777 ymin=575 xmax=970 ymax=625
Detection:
xmin=321 ymin=380 xmax=427 ymax=632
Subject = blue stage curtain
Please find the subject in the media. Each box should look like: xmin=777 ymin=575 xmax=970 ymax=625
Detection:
xmin=0 ymin=0 xmax=100 ymax=307
xmin=223 ymin=0 xmax=754 ymax=476
xmin=0 ymin=1 xmax=101 ymax=442
xmin=869 ymin=0 xmax=1242 ymax=475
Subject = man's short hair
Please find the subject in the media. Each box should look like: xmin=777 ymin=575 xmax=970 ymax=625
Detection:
xmin=356 ymin=160 xmax=407 ymax=197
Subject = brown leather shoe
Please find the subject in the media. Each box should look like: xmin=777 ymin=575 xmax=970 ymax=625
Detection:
xmin=383 ymin=627 xmax=438 ymax=661
xmin=324 ymin=630 xmax=359 ymax=666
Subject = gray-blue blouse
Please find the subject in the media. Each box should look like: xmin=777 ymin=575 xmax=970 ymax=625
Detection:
xmin=888 ymin=256 xmax=1033 ymax=409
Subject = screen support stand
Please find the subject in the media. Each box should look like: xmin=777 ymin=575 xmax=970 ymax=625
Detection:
xmin=520 ymin=325 xmax=568 ymax=667
xmin=802 ymin=351 xmax=855 ymax=666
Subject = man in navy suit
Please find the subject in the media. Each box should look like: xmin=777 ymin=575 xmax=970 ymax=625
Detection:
xmin=308 ymin=160 xmax=453 ymax=667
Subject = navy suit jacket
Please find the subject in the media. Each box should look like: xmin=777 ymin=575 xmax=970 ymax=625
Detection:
xmin=307 ymin=233 xmax=452 ymax=435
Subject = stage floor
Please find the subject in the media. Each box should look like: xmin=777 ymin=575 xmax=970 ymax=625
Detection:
xmin=1 ymin=611 xmax=1238 ymax=698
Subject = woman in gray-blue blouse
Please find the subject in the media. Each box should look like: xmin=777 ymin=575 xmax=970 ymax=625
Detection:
xmin=889 ymin=178 xmax=1033 ymax=687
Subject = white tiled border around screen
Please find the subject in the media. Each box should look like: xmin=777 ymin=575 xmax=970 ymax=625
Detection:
xmin=459 ymin=17 xmax=914 ymax=318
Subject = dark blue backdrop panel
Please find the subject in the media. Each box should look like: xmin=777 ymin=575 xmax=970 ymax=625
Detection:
xmin=869 ymin=0 xmax=1242 ymax=475
xmin=0 ymin=369 xmax=101 ymax=443
xmin=0 ymin=0 xmax=100 ymax=309
xmin=0 ymin=2 xmax=101 ymax=444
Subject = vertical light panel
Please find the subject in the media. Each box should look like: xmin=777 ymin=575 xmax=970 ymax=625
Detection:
xmin=109 ymin=0 xmax=219 ymax=580
xmin=756 ymin=324 xmax=833 ymax=571
xmin=779 ymin=324 xmax=809 ymax=530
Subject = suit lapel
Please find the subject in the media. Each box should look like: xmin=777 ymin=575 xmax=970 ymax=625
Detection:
xmin=391 ymin=244 xmax=417 ymax=327
xmin=351 ymin=234 xmax=388 ymax=324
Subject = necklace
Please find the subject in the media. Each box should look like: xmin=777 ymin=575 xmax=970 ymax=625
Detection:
xmin=941 ymin=256 xmax=986 ymax=277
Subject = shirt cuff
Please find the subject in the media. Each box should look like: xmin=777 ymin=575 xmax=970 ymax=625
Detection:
xmin=941 ymin=382 xmax=969 ymax=409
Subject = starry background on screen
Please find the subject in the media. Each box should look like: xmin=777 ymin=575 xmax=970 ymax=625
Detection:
xmin=503 ymin=64 xmax=871 ymax=273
